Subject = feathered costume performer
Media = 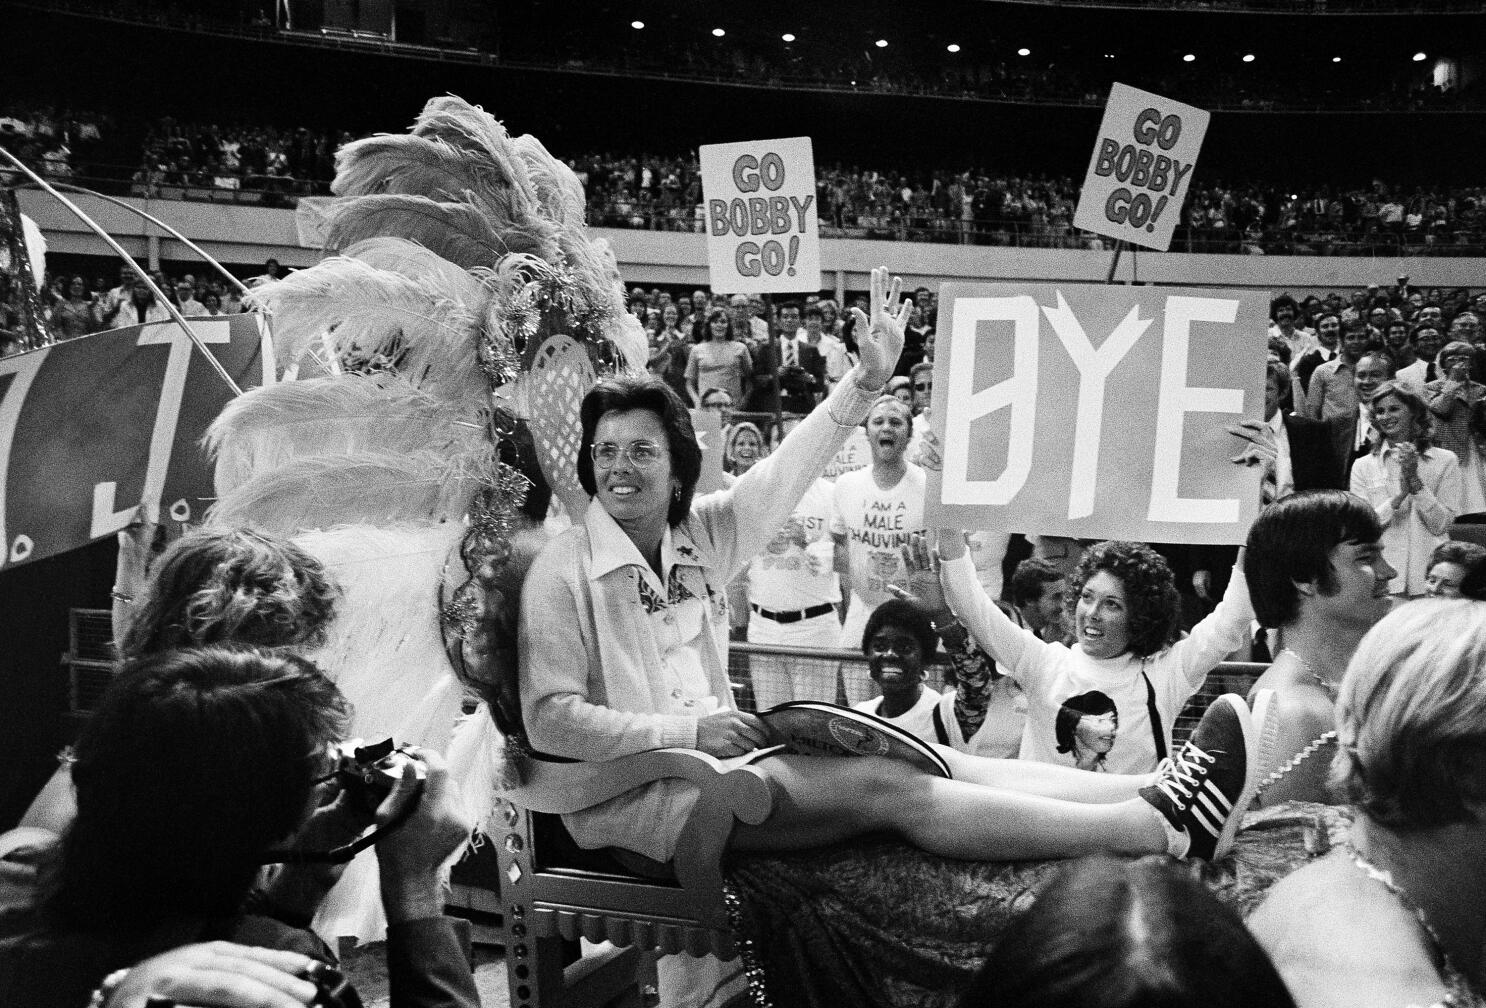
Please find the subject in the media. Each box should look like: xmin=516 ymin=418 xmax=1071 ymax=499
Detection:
xmin=205 ymin=96 xmax=647 ymax=941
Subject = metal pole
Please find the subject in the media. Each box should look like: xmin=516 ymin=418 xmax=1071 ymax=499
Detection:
xmin=1104 ymin=240 xmax=1126 ymax=285
xmin=0 ymin=147 xmax=244 ymax=396
xmin=20 ymin=180 xmax=253 ymax=301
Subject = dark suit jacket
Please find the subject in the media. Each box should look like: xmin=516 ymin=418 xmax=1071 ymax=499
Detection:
xmin=1294 ymin=348 xmax=1333 ymax=398
xmin=779 ymin=339 xmax=825 ymax=414
xmin=1284 ymin=413 xmax=1348 ymax=491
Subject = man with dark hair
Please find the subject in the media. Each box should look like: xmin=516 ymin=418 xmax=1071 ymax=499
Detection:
xmin=1008 ymin=558 xmax=1068 ymax=643
xmin=1293 ymin=311 xmax=1341 ymax=400
xmin=1243 ymin=490 xmax=1395 ymax=806
xmin=1269 ymin=294 xmax=1316 ymax=362
xmin=1304 ymin=322 xmax=1373 ymax=423
xmin=775 ymin=300 xmax=824 ymax=414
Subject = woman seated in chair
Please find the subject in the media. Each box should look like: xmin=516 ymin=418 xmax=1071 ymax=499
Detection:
xmin=1250 ymin=600 xmax=1486 ymax=1008
xmin=519 ymin=268 xmax=1262 ymax=872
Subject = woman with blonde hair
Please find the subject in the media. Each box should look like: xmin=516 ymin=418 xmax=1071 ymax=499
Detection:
xmin=1350 ymin=380 xmax=1461 ymax=597
xmin=1251 ymin=600 xmax=1486 ymax=1008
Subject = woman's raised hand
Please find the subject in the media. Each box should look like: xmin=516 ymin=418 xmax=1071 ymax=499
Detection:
xmin=849 ymin=266 xmax=910 ymax=390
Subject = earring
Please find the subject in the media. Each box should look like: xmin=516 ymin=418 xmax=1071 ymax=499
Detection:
xmin=672 ymin=485 xmax=682 ymax=501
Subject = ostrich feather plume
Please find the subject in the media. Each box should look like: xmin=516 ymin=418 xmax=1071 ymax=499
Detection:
xmin=322 ymin=194 xmax=551 ymax=269
xmin=207 ymin=375 xmax=486 ymax=496
xmin=246 ymin=255 xmax=480 ymax=394
xmin=342 ymin=237 xmax=491 ymax=311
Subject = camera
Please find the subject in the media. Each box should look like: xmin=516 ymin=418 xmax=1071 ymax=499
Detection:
xmin=330 ymin=738 xmax=424 ymax=811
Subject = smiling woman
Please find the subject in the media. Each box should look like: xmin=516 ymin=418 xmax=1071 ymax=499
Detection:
xmin=1350 ymin=380 xmax=1461 ymax=598
xmin=934 ymin=531 xmax=1254 ymax=775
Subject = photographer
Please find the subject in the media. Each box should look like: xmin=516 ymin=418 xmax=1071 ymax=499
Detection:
xmin=0 ymin=648 xmax=477 ymax=1008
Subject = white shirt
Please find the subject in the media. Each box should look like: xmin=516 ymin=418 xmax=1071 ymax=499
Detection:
xmin=1350 ymin=443 xmax=1461 ymax=597
xmin=1267 ymin=411 xmax=1294 ymax=500
xmin=747 ymin=478 xmax=840 ymax=610
xmin=855 ymin=686 xmax=942 ymax=746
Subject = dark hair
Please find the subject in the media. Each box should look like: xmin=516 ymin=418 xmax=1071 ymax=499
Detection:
xmin=120 ymin=528 xmax=339 ymax=661
xmin=1314 ymin=311 xmax=1341 ymax=331
xmin=1069 ymin=542 xmax=1178 ymax=658
xmin=704 ymin=308 xmax=734 ymax=340
xmin=1432 ymin=541 xmax=1486 ymax=600
xmin=957 ymin=855 xmax=1297 ymax=1008
xmin=1055 ymin=690 xmax=1118 ymax=755
xmin=1269 ymin=294 xmax=1299 ymax=321
xmin=1010 ymin=558 xmax=1063 ymax=609
xmin=1266 ymin=336 xmax=1291 ymax=365
xmin=48 ymin=648 xmax=349 ymax=929
xmin=803 ymin=305 xmax=824 ymax=322
xmin=862 ymin=598 xmax=939 ymax=659
xmin=777 ymin=300 xmax=802 ymax=315
xmin=1244 ymin=490 xmax=1383 ymax=628
xmin=578 ymin=375 xmax=702 ymax=527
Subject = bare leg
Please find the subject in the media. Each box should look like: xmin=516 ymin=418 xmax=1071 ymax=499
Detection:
xmin=934 ymin=745 xmax=1155 ymax=804
xmin=732 ymin=755 xmax=1164 ymax=861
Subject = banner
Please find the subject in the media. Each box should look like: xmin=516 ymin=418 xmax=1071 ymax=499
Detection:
xmin=927 ymin=282 xmax=1266 ymax=545
xmin=1072 ymin=84 xmax=1209 ymax=252
xmin=0 ymin=314 xmax=274 ymax=571
xmin=699 ymin=136 xmax=821 ymax=294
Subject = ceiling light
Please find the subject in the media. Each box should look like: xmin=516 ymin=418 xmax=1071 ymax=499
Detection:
xmin=1413 ymin=51 xmax=1427 ymax=61
xmin=1183 ymin=53 xmax=1196 ymax=62
xmin=1332 ymin=56 xmax=1342 ymax=63
xmin=630 ymin=20 xmax=644 ymax=29
xmin=946 ymin=43 xmax=960 ymax=53
xmin=712 ymin=27 xmax=725 ymax=38
xmin=1017 ymin=47 xmax=1030 ymax=56
xmin=782 ymin=33 xmax=795 ymax=42
xmin=875 ymin=38 xmax=888 ymax=48
xmin=1242 ymin=53 xmax=1255 ymax=63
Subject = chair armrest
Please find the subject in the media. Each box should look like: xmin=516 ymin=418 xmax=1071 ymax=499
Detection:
xmin=506 ymin=748 xmax=775 ymax=917
xmin=508 ymin=748 xmax=773 ymax=825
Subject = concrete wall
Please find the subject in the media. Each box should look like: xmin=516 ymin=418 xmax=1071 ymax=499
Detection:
xmin=21 ymin=190 xmax=1485 ymax=295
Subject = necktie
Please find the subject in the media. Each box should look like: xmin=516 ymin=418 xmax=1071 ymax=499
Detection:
xmin=785 ymin=340 xmax=796 ymax=367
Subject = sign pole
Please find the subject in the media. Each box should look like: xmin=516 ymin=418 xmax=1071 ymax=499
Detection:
xmin=1105 ymin=240 xmax=1126 ymax=284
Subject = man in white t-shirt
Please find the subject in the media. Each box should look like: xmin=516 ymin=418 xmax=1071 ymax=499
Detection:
xmin=832 ymin=396 xmax=926 ymax=703
xmin=746 ymin=477 xmax=842 ymax=709
xmin=852 ymin=598 xmax=942 ymax=743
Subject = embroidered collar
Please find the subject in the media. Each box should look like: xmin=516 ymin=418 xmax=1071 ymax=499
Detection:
xmin=584 ymin=502 xmax=709 ymax=581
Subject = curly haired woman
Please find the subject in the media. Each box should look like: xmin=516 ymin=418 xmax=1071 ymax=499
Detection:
xmin=931 ymin=535 xmax=1254 ymax=774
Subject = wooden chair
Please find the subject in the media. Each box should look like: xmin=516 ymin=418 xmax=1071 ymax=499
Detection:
xmin=460 ymin=751 xmax=773 ymax=1008
xmin=456 ymin=649 xmax=1266 ymax=1008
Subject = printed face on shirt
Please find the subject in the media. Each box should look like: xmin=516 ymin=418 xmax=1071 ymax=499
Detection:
xmin=1075 ymin=571 xmax=1131 ymax=660
xmin=592 ymin=409 xmax=675 ymax=532
xmin=866 ymin=626 xmax=925 ymax=699
xmin=866 ymin=401 xmax=912 ymax=466
xmin=1426 ymin=561 xmax=1467 ymax=599
xmin=1316 ymin=539 xmax=1396 ymax=626
xmin=1075 ymin=711 xmax=1119 ymax=755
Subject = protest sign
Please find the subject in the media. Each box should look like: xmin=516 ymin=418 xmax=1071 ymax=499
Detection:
xmin=927 ymin=282 xmax=1266 ymax=545
xmin=1072 ymin=84 xmax=1210 ymax=252
xmin=0 ymin=314 xmax=273 ymax=570
xmin=699 ymin=136 xmax=821 ymax=294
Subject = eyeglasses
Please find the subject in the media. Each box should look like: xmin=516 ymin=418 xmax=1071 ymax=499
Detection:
xmin=592 ymin=441 xmax=666 ymax=469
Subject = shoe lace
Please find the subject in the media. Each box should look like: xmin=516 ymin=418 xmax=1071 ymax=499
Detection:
xmin=1153 ymin=744 xmax=1215 ymax=808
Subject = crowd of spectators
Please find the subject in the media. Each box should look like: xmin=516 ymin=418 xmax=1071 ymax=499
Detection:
xmin=16 ymin=112 xmax=1486 ymax=256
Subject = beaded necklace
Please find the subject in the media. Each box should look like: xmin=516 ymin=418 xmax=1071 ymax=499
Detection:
xmin=1253 ymin=650 xmax=1339 ymax=799
xmin=1343 ymin=839 xmax=1485 ymax=1007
